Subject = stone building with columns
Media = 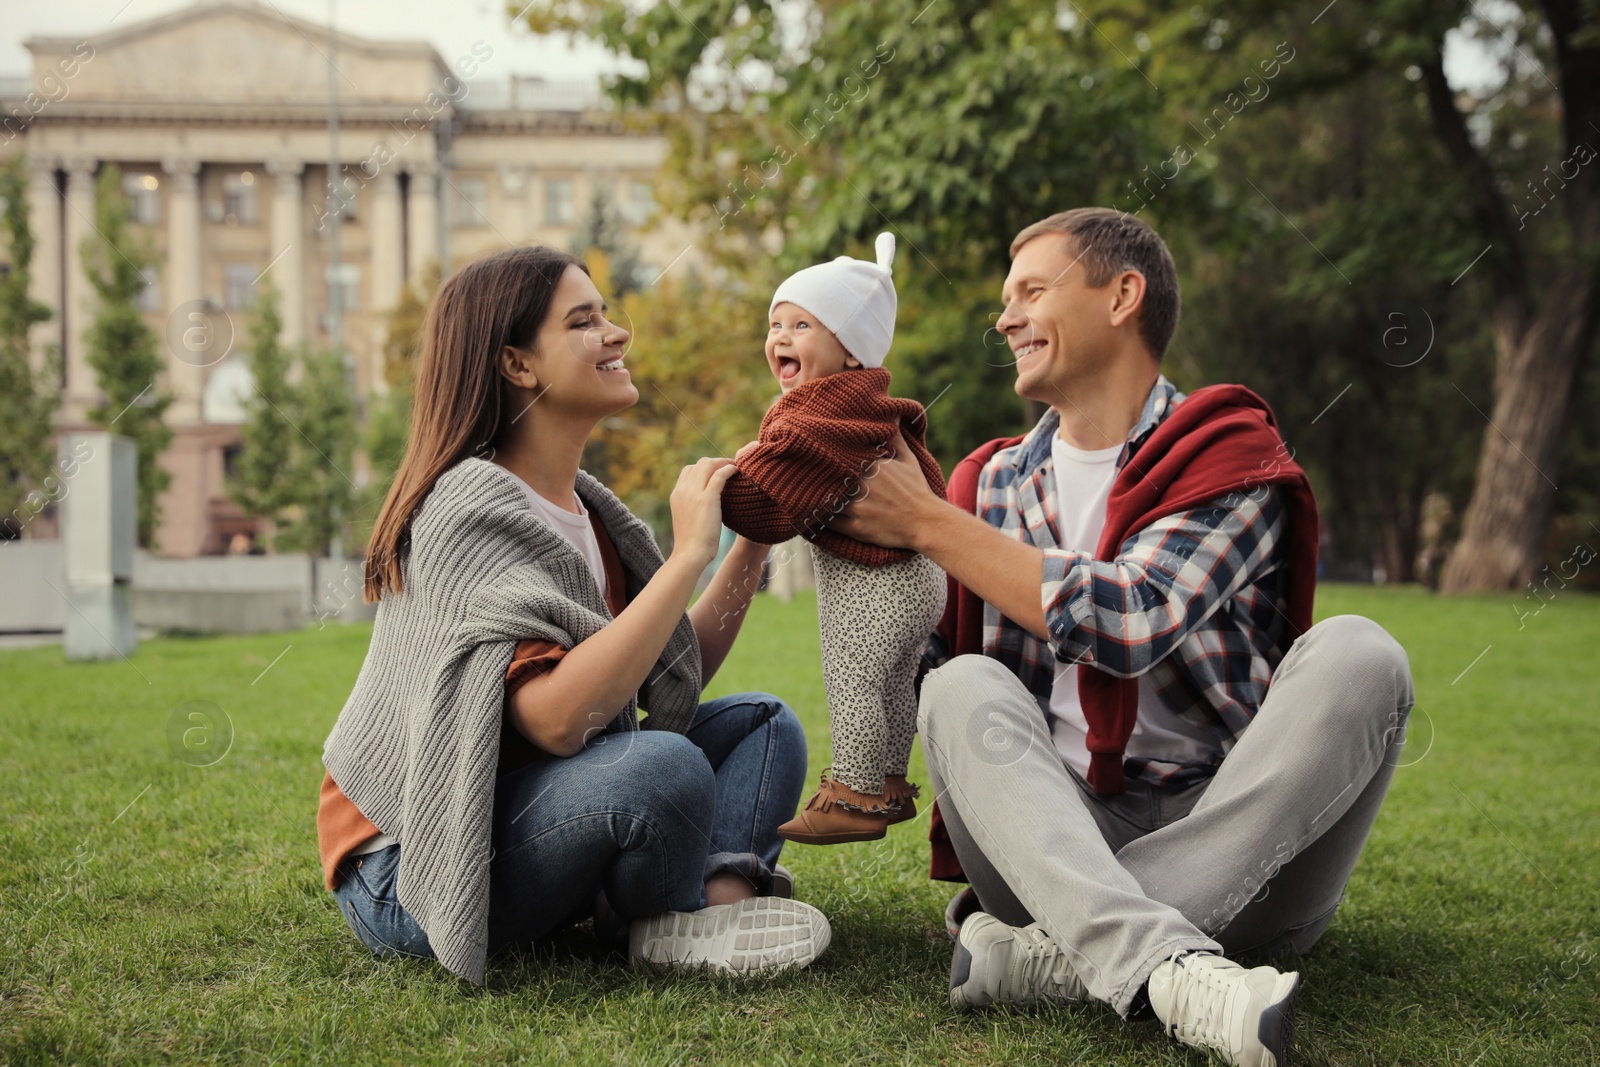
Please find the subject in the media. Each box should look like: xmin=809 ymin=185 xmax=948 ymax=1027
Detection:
xmin=1 ymin=0 xmax=693 ymax=556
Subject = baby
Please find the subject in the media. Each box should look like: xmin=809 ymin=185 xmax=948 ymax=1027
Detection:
xmin=721 ymin=233 xmax=947 ymax=845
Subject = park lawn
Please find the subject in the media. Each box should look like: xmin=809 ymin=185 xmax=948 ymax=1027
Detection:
xmin=0 ymin=583 xmax=1596 ymax=1066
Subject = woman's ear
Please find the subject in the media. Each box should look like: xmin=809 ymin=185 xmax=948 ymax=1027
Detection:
xmin=499 ymin=344 xmax=540 ymax=391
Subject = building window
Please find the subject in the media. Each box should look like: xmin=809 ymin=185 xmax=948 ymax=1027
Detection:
xmin=624 ymin=179 xmax=655 ymax=226
xmin=123 ymin=174 xmax=160 ymax=225
xmin=225 ymin=264 xmax=257 ymax=310
xmin=454 ymin=177 xmax=488 ymax=228
xmin=137 ymin=266 xmax=161 ymax=313
xmin=545 ymin=177 xmax=575 ymax=226
xmin=327 ymin=263 xmax=361 ymax=315
xmin=222 ymin=172 xmax=259 ymax=225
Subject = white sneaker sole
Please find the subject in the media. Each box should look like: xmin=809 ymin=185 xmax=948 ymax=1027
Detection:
xmin=628 ymin=897 xmax=830 ymax=974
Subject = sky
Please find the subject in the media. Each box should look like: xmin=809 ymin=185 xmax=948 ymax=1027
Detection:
xmin=3 ymin=0 xmax=1507 ymax=92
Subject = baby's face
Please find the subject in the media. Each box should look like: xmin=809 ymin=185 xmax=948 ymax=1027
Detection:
xmin=766 ymin=302 xmax=861 ymax=393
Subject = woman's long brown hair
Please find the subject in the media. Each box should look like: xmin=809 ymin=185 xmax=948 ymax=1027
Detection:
xmin=363 ymin=246 xmax=588 ymax=603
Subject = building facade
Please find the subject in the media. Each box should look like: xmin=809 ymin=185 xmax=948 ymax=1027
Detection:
xmin=1 ymin=0 xmax=692 ymax=556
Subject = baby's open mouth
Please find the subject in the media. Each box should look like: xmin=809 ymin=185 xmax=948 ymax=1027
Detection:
xmin=777 ymin=357 xmax=801 ymax=381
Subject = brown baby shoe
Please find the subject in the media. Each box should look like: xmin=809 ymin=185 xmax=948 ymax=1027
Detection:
xmin=883 ymin=775 xmax=921 ymax=825
xmin=778 ymin=772 xmax=893 ymax=845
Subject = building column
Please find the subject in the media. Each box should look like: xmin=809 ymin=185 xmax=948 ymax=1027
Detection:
xmin=265 ymin=159 xmax=305 ymax=346
xmin=25 ymin=156 xmax=62 ymax=378
xmin=369 ymin=168 xmax=403 ymax=397
xmin=62 ymin=157 xmax=97 ymax=423
xmin=162 ymin=156 xmax=204 ymax=426
xmin=405 ymin=160 xmax=438 ymax=288
xmin=498 ymin=164 xmax=528 ymax=242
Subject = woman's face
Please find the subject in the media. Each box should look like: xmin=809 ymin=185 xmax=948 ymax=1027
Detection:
xmin=518 ymin=264 xmax=637 ymax=420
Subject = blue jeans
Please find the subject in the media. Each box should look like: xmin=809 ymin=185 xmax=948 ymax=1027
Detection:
xmin=331 ymin=693 xmax=808 ymax=960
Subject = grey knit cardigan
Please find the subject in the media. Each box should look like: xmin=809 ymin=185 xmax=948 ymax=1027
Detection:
xmin=321 ymin=456 xmax=702 ymax=985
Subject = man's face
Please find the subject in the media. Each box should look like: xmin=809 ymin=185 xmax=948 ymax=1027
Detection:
xmin=997 ymin=234 xmax=1115 ymax=405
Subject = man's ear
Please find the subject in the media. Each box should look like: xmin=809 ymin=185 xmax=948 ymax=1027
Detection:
xmin=1108 ymin=269 xmax=1146 ymax=331
xmin=499 ymin=344 xmax=540 ymax=391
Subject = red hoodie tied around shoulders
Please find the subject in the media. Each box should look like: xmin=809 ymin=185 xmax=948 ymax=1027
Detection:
xmin=928 ymin=384 xmax=1320 ymax=879
xmin=721 ymin=368 xmax=946 ymax=564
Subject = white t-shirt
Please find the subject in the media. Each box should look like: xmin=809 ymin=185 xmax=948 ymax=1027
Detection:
xmin=515 ymin=478 xmax=608 ymax=605
xmin=1046 ymin=433 xmax=1215 ymax=781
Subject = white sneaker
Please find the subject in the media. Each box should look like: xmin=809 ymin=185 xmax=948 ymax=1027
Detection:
xmin=1147 ymin=951 xmax=1300 ymax=1067
xmin=627 ymin=896 xmax=830 ymax=974
xmin=948 ymin=912 xmax=1086 ymax=1009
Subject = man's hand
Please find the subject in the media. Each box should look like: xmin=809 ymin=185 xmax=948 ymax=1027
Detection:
xmin=832 ymin=433 xmax=942 ymax=551
xmin=837 ymin=433 xmax=1051 ymax=639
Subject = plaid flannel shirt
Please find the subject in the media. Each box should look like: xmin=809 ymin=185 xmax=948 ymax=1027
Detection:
xmin=964 ymin=375 xmax=1294 ymax=790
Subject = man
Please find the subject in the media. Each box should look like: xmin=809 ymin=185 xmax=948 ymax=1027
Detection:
xmin=836 ymin=208 xmax=1414 ymax=1067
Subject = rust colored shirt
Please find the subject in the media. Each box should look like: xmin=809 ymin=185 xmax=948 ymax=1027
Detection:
xmin=720 ymin=367 xmax=946 ymax=567
xmin=317 ymin=510 xmax=629 ymax=891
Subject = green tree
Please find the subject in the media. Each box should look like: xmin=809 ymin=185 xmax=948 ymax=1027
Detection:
xmin=349 ymin=267 xmax=437 ymax=551
xmin=520 ymin=0 xmax=1598 ymax=588
xmin=81 ymin=164 xmax=173 ymax=548
xmin=587 ymin=255 xmax=775 ymax=527
xmin=357 ymin=384 xmax=410 ymax=540
xmin=226 ymin=281 xmax=297 ymax=548
xmin=515 ymin=0 xmax=1184 ymax=481
xmin=1138 ymin=21 xmax=1497 ymax=584
xmin=274 ymin=346 xmax=357 ymax=557
xmin=1122 ymin=0 xmax=1600 ymax=590
xmin=0 ymin=157 xmax=60 ymax=539
xmin=572 ymin=183 xmax=646 ymax=297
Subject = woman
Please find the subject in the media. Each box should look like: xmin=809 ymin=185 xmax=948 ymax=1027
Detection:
xmin=316 ymin=246 xmax=824 ymax=986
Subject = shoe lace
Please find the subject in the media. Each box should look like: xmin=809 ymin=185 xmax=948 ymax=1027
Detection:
xmin=1010 ymin=925 xmax=1075 ymax=998
xmin=1167 ymin=958 xmax=1232 ymax=1050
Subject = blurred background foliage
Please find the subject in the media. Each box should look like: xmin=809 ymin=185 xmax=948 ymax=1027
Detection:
xmin=365 ymin=0 xmax=1599 ymax=589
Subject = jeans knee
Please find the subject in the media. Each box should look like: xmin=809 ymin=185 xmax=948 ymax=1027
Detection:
xmin=767 ymin=700 xmax=809 ymax=773
xmin=919 ymin=654 xmax=985 ymax=739
xmin=1320 ymin=615 xmax=1411 ymax=689
xmin=1298 ymin=616 xmax=1415 ymax=739
xmin=608 ymin=731 xmax=716 ymax=814
xmin=918 ymin=654 xmax=1032 ymax=742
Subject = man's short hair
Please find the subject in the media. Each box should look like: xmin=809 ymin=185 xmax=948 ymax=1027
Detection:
xmin=1010 ymin=208 xmax=1181 ymax=361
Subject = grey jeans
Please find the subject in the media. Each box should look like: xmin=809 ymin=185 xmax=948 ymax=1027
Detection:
xmin=919 ymin=614 xmax=1415 ymax=1016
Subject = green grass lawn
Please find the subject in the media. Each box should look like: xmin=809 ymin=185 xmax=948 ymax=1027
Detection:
xmin=1 ymin=584 xmax=1596 ymax=1065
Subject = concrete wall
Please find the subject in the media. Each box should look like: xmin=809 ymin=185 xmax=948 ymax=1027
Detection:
xmin=0 ymin=541 xmax=68 ymax=631
xmin=0 ymin=542 xmax=377 ymax=635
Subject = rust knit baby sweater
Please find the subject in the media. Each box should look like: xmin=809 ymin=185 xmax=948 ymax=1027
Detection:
xmin=721 ymin=368 xmax=946 ymax=567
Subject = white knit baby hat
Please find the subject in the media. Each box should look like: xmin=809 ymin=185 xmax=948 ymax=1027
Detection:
xmin=768 ymin=232 xmax=898 ymax=368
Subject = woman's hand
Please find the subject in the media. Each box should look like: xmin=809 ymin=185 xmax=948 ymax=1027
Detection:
xmin=669 ymin=458 xmax=740 ymax=567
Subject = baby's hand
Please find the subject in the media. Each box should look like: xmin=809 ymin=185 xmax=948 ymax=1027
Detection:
xmin=734 ymin=440 xmax=760 ymax=462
